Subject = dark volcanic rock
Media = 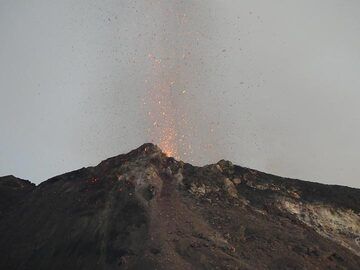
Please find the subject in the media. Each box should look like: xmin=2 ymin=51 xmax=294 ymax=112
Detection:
xmin=0 ymin=143 xmax=359 ymax=270
xmin=0 ymin=175 xmax=35 ymax=217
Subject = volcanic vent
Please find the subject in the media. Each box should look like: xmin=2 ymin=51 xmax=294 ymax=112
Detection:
xmin=0 ymin=143 xmax=359 ymax=270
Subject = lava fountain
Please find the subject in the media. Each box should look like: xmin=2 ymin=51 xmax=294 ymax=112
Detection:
xmin=146 ymin=53 xmax=179 ymax=157
xmin=143 ymin=1 xmax=196 ymax=160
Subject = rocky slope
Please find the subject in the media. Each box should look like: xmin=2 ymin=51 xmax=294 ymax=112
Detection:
xmin=0 ymin=143 xmax=359 ymax=270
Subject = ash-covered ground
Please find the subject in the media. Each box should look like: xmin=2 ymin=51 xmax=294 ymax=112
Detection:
xmin=0 ymin=143 xmax=359 ymax=269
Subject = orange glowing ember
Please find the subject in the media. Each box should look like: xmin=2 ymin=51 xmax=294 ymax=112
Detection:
xmin=142 ymin=2 xmax=197 ymax=160
xmin=145 ymin=54 xmax=179 ymax=158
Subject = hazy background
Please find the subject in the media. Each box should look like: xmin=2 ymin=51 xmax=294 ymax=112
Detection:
xmin=1 ymin=0 xmax=359 ymax=188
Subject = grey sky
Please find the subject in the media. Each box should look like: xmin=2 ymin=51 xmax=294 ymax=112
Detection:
xmin=0 ymin=0 xmax=359 ymax=188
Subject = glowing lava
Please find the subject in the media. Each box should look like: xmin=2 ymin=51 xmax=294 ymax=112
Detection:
xmin=143 ymin=1 xmax=196 ymax=160
xmin=145 ymin=54 xmax=179 ymax=157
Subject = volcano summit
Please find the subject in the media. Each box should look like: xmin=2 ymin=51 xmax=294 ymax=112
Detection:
xmin=0 ymin=143 xmax=359 ymax=269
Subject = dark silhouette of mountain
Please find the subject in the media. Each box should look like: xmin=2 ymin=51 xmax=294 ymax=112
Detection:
xmin=0 ymin=143 xmax=359 ymax=269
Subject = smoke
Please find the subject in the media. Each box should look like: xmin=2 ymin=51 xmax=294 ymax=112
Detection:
xmin=140 ymin=0 xmax=222 ymax=163
xmin=1 ymin=1 xmax=360 ymax=188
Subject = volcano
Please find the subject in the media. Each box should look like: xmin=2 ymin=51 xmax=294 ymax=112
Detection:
xmin=0 ymin=143 xmax=359 ymax=270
